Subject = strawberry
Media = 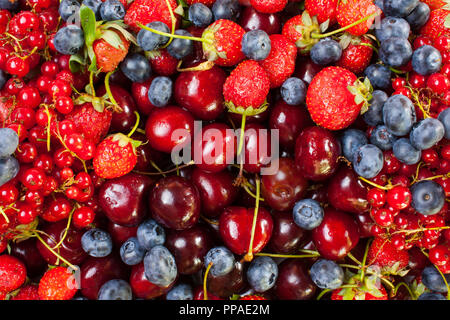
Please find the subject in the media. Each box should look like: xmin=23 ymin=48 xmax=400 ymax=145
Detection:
xmin=202 ymin=19 xmax=245 ymax=67
xmin=38 ymin=267 xmax=78 ymax=300
xmin=11 ymin=284 xmax=40 ymax=300
xmin=259 ymin=34 xmax=297 ymax=88
xmin=101 ymin=0 xmax=131 ymax=9
xmin=331 ymin=284 xmax=388 ymax=300
xmin=306 ymin=66 xmax=372 ymax=130
xmin=0 ymin=95 xmax=15 ymax=126
xmin=93 ymin=133 xmax=141 ymax=179
xmin=124 ymin=0 xmax=181 ymax=33
xmin=249 ymin=0 xmax=287 ymax=14
xmin=93 ymin=30 xmax=130 ymax=73
xmin=420 ymin=9 xmax=450 ymax=41
xmin=305 ymin=0 xmax=339 ymax=25
xmin=367 ymin=238 xmax=410 ymax=273
xmin=239 ymin=295 xmax=268 ymax=300
xmin=147 ymin=49 xmax=178 ymax=76
xmin=185 ymin=0 xmax=216 ymax=6
xmin=422 ymin=0 xmax=450 ymax=10
xmin=336 ymin=34 xmax=373 ymax=74
xmin=0 ymin=255 xmax=26 ymax=292
xmin=336 ymin=0 xmax=381 ymax=36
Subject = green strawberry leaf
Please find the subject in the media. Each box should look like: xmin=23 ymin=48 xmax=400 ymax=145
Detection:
xmin=69 ymin=53 xmax=86 ymax=73
xmin=100 ymin=29 xmax=125 ymax=50
xmin=229 ymin=294 xmax=241 ymax=300
xmin=80 ymin=5 xmax=99 ymax=72
xmin=445 ymin=14 xmax=450 ymax=29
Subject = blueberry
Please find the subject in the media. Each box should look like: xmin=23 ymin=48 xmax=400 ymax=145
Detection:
xmin=364 ymin=65 xmax=392 ymax=90
xmin=411 ymin=180 xmax=445 ymax=216
xmin=81 ymin=229 xmax=113 ymax=257
xmin=363 ymin=90 xmax=388 ymax=126
xmin=53 ymin=25 xmax=85 ymax=55
xmin=412 ymin=45 xmax=442 ymax=76
xmin=383 ymin=0 xmax=419 ymax=17
xmin=383 ymin=94 xmax=416 ymax=136
xmin=438 ymin=107 xmax=450 ymax=139
xmin=212 ymin=0 xmax=240 ymax=21
xmin=392 ymin=138 xmax=421 ymax=165
xmin=98 ymin=279 xmax=132 ymax=300
xmin=353 ymin=144 xmax=384 ymax=179
xmin=246 ymin=256 xmax=278 ymax=293
xmin=417 ymin=292 xmax=446 ymax=300
xmin=340 ymin=129 xmax=368 ymax=161
xmin=406 ymin=2 xmax=430 ymax=30
xmin=292 ymin=199 xmax=324 ymax=230
xmin=99 ymin=0 xmax=125 ymax=21
xmin=409 ymin=118 xmax=445 ymax=150
xmin=0 ymin=70 xmax=7 ymax=91
xmin=148 ymin=76 xmax=173 ymax=107
xmin=137 ymin=219 xmax=166 ymax=250
xmin=310 ymin=38 xmax=342 ymax=65
xmin=309 ymin=259 xmax=344 ymax=290
xmin=0 ymin=156 xmax=19 ymax=187
xmin=280 ymin=77 xmax=306 ymax=105
xmin=120 ymin=237 xmax=146 ymax=266
xmin=421 ymin=265 xmax=450 ymax=293
xmin=59 ymin=0 xmax=80 ymax=22
xmin=120 ymin=53 xmax=151 ymax=83
xmin=82 ymin=0 xmax=103 ymax=19
xmin=241 ymin=30 xmax=271 ymax=61
xmin=376 ymin=17 xmax=410 ymax=42
xmin=0 ymin=128 xmax=19 ymax=158
xmin=204 ymin=246 xmax=235 ymax=277
xmin=143 ymin=245 xmax=177 ymax=287
xmin=167 ymin=30 xmax=194 ymax=59
xmin=374 ymin=0 xmax=383 ymax=10
xmin=166 ymin=283 xmax=193 ymax=300
xmin=379 ymin=37 xmax=413 ymax=67
xmin=188 ymin=3 xmax=213 ymax=27
xmin=370 ymin=125 xmax=397 ymax=150
xmin=0 ymin=0 xmax=19 ymax=10
xmin=137 ymin=21 xmax=170 ymax=52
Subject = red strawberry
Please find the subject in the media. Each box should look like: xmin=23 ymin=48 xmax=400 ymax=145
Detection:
xmin=101 ymin=0 xmax=131 ymax=9
xmin=202 ymin=19 xmax=245 ymax=67
xmin=336 ymin=34 xmax=373 ymax=74
xmin=305 ymin=0 xmax=339 ymax=25
xmin=306 ymin=66 xmax=371 ymax=130
xmin=93 ymin=133 xmax=141 ymax=179
xmin=93 ymin=30 xmax=131 ymax=73
xmin=185 ymin=0 xmax=216 ymax=6
xmin=0 ymin=255 xmax=26 ymax=292
xmin=259 ymin=34 xmax=297 ymax=88
xmin=38 ymin=267 xmax=78 ymax=300
xmin=420 ymin=9 xmax=450 ymax=41
xmin=331 ymin=284 xmax=388 ymax=300
xmin=11 ymin=284 xmax=40 ymax=300
xmin=336 ymin=0 xmax=381 ymax=36
xmin=421 ymin=0 xmax=449 ymax=10
xmin=249 ymin=0 xmax=287 ymax=14
xmin=147 ymin=49 xmax=178 ymax=76
xmin=367 ymin=238 xmax=409 ymax=272
xmin=239 ymin=295 xmax=268 ymax=300
xmin=124 ymin=0 xmax=181 ymax=33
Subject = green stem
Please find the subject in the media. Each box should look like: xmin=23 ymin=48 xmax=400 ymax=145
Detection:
xmin=244 ymin=176 xmax=260 ymax=262
xmin=311 ymin=12 xmax=379 ymax=39
xmin=255 ymin=253 xmax=319 ymax=259
xmin=237 ymin=114 xmax=246 ymax=156
xmin=203 ymin=262 xmax=213 ymax=301
xmin=128 ymin=111 xmax=140 ymax=138
xmin=89 ymin=71 xmax=96 ymax=97
xmin=347 ymin=252 xmax=362 ymax=266
xmin=137 ymin=23 xmax=212 ymax=44
xmin=393 ymin=282 xmax=416 ymax=300
xmin=360 ymin=239 xmax=372 ymax=282
xmin=105 ymin=71 xmax=119 ymax=107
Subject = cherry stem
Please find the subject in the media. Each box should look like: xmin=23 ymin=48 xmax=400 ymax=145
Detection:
xmin=201 ymin=215 xmax=219 ymax=226
xmin=133 ymin=160 xmax=194 ymax=176
xmin=255 ymin=252 xmax=319 ymax=259
xmin=136 ymin=23 xmax=212 ymax=44
xmin=203 ymin=262 xmax=213 ymax=301
xmin=392 ymin=282 xmax=415 ymax=300
xmin=176 ymin=60 xmax=215 ymax=72
xmin=311 ymin=12 xmax=379 ymax=39
xmin=243 ymin=175 xmax=261 ymax=262
xmin=237 ymin=114 xmax=247 ymax=157
xmin=0 ymin=207 xmax=10 ymax=224
xmin=127 ymin=111 xmax=140 ymax=138
xmin=104 ymin=71 xmax=121 ymax=111
xmin=34 ymin=232 xmax=77 ymax=271
xmin=149 ymin=160 xmax=166 ymax=177
xmin=358 ymin=176 xmax=393 ymax=190
xmin=52 ymin=208 xmax=75 ymax=250
xmin=346 ymin=252 xmax=362 ymax=266
xmin=242 ymin=184 xmax=265 ymax=202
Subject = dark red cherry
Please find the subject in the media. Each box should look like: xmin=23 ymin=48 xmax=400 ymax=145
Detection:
xmin=174 ymin=66 xmax=226 ymax=120
xmin=191 ymin=168 xmax=239 ymax=218
xmin=131 ymin=78 xmax=155 ymax=116
xmin=131 ymin=132 xmax=166 ymax=172
xmin=268 ymin=211 xmax=309 ymax=254
xmin=98 ymin=173 xmax=154 ymax=226
xmin=355 ymin=211 xmax=374 ymax=238
xmin=274 ymin=259 xmax=317 ymax=300
xmin=295 ymin=126 xmax=341 ymax=181
xmin=312 ymin=209 xmax=360 ymax=260
xmin=107 ymin=221 xmax=138 ymax=246
xmin=130 ymin=262 xmax=173 ymax=299
xmin=10 ymin=238 xmax=46 ymax=277
xmin=294 ymin=56 xmax=322 ymax=85
xmin=206 ymin=261 xmax=246 ymax=298
xmin=261 ymin=157 xmax=308 ymax=211
xmin=239 ymin=6 xmax=281 ymax=35
xmin=243 ymin=123 xmax=272 ymax=174
xmin=150 ymin=176 xmax=201 ymax=230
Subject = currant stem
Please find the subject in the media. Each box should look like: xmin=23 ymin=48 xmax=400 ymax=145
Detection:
xmin=358 ymin=176 xmax=393 ymax=190
xmin=0 ymin=207 xmax=10 ymax=224
xmin=133 ymin=160 xmax=194 ymax=175
xmin=35 ymin=232 xmax=77 ymax=271
xmin=137 ymin=23 xmax=213 ymax=44
xmin=203 ymin=262 xmax=213 ymax=301
xmin=243 ymin=176 xmax=261 ymax=263
xmin=311 ymin=12 xmax=379 ymax=39
xmin=346 ymin=252 xmax=362 ymax=266
xmin=52 ymin=208 xmax=75 ymax=250
xmin=128 ymin=111 xmax=140 ymax=138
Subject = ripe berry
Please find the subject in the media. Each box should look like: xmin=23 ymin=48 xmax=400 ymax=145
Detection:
xmin=367 ymin=188 xmax=386 ymax=208
xmin=427 ymin=73 xmax=450 ymax=95
xmin=5 ymin=56 xmax=30 ymax=78
xmin=73 ymin=206 xmax=95 ymax=228
xmin=371 ymin=208 xmax=394 ymax=227
xmin=386 ymin=186 xmax=412 ymax=210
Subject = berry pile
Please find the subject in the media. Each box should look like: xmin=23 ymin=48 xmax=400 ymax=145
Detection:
xmin=0 ymin=0 xmax=449 ymax=301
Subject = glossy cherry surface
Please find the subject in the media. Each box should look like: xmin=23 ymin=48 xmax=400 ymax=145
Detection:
xmin=130 ymin=262 xmax=173 ymax=299
xmin=268 ymin=211 xmax=309 ymax=254
xmin=275 ymin=259 xmax=317 ymax=300
xmin=239 ymin=6 xmax=281 ymax=35
xmin=10 ymin=238 xmax=46 ymax=277
xmin=206 ymin=261 xmax=246 ymax=298
xmin=243 ymin=123 xmax=272 ymax=174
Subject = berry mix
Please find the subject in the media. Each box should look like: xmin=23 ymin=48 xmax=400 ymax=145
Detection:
xmin=0 ymin=0 xmax=449 ymax=301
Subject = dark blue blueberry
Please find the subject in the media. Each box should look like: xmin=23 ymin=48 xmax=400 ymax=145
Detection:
xmin=137 ymin=219 xmax=165 ymax=250
xmin=167 ymin=30 xmax=194 ymax=59
xmin=0 ymin=156 xmax=19 ymax=187
xmin=370 ymin=125 xmax=397 ymax=150
xmin=148 ymin=76 xmax=173 ymax=107
xmin=53 ymin=25 xmax=85 ymax=55
xmin=58 ymin=0 xmax=80 ymax=22
xmin=212 ymin=0 xmax=240 ymax=22
xmin=82 ymin=0 xmax=103 ymax=19
xmin=340 ymin=129 xmax=368 ymax=161
xmin=292 ymin=199 xmax=324 ymax=230
xmin=383 ymin=0 xmax=419 ymax=17
xmin=204 ymin=246 xmax=235 ymax=277
xmin=310 ymin=259 xmax=344 ymax=290
xmin=409 ymin=118 xmax=445 ymax=150
xmin=137 ymin=21 xmax=170 ymax=52
xmin=412 ymin=45 xmax=442 ymax=76
xmin=392 ymin=138 xmax=421 ymax=165
xmin=364 ymin=64 xmax=392 ymax=90
xmin=120 ymin=237 xmax=146 ymax=266
xmin=166 ymin=284 xmax=193 ymax=300
xmin=363 ymin=90 xmax=388 ymax=126
xmin=0 ymin=70 xmax=6 ymax=91
xmin=406 ymin=2 xmax=430 ymax=30
xmin=411 ymin=180 xmax=445 ymax=216
xmin=0 ymin=128 xmax=19 ymax=158
xmin=310 ymin=38 xmax=342 ymax=65
xmin=143 ymin=245 xmax=177 ymax=287
xmin=417 ymin=292 xmax=446 ymax=300
xmin=382 ymin=94 xmax=416 ymax=136
xmin=99 ymin=0 xmax=125 ymax=21
xmin=379 ymin=37 xmax=413 ymax=67
xmin=353 ymin=144 xmax=384 ymax=179
xmin=0 ymin=0 xmax=19 ymax=10
xmin=188 ymin=3 xmax=213 ymax=27
xmin=120 ymin=53 xmax=151 ymax=83
xmin=438 ymin=107 xmax=450 ymax=140
xmin=98 ymin=279 xmax=132 ymax=300
xmin=246 ymin=256 xmax=278 ymax=293
xmin=280 ymin=77 xmax=306 ymax=105
xmin=421 ymin=265 xmax=450 ymax=293
xmin=374 ymin=0 xmax=384 ymax=10
xmin=81 ymin=229 xmax=113 ymax=257
xmin=241 ymin=30 xmax=271 ymax=61
xmin=375 ymin=17 xmax=410 ymax=42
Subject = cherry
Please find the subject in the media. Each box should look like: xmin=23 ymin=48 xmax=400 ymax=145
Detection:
xmin=274 ymin=259 xmax=317 ymax=300
xmin=242 ymin=123 xmax=272 ymax=174
xmin=10 ymin=238 xmax=46 ymax=277
xmin=268 ymin=211 xmax=309 ymax=254
xmin=206 ymin=261 xmax=246 ymax=298
xmin=355 ymin=211 xmax=375 ymax=238
xmin=107 ymin=221 xmax=138 ymax=246
xmin=386 ymin=186 xmax=411 ymax=210
xmin=55 ymin=96 xmax=74 ymax=114
xmin=193 ymin=287 xmax=222 ymax=300
xmin=435 ymin=36 xmax=450 ymax=52
xmin=131 ymin=79 xmax=155 ymax=116
xmin=239 ymin=5 xmax=281 ymax=34
xmin=130 ymin=262 xmax=172 ymax=299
